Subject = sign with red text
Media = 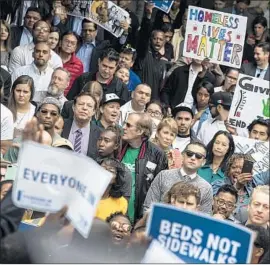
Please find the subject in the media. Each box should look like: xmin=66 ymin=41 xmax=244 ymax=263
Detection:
xmin=183 ymin=6 xmax=247 ymax=68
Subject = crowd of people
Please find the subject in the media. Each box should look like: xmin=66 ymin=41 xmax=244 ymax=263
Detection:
xmin=0 ymin=0 xmax=269 ymax=263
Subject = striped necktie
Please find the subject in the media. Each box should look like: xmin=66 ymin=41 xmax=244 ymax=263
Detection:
xmin=74 ymin=129 xmax=82 ymax=153
xmin=183 ymin=175 xmax=191 ymax=182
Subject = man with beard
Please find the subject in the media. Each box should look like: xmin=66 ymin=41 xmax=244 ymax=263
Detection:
xmin=197 ymin=91 xmax=233 ymax=146
xmin=172 ymin=103 xmax=198 ymax=152
xmin=45 ymin=67 xmax=70 ymax=109
xmin=11 ymin=42 xmax=54 ymax=103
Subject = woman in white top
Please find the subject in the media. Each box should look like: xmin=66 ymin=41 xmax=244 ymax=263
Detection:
xmin=8 ymin=75 xmax=36 ymax=138
xmin=214 ymin=68 xmax=240 ymax=93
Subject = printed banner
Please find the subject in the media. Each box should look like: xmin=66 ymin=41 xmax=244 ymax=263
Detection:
xmin=228 ymin=74 xmax=270 ymax=128
xmin=12 ymin=141 xmax=112 ymax=238
xmin=68 ymin=0 xmax=130 ymax=38
xmin=145 ymin=0 xmax=174 ymax=13
xmin=146 ymin=203 xmax=254 ymax=264
xmin=233 ymin=135 xmax=269 ymax=175
xmin=183 ymin=6 xmax=247 ymax=68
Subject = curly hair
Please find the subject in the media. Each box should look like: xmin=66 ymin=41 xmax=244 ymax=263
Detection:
xmin=106 ymin=211 xmax=131 ymax=224
xmin=224 ymin=153 xmax=253 ymax=177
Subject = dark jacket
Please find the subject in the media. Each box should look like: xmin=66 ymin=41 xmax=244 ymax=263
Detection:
xmin=241 ymin=62 xmax=270 ymax=81
xmin=133 ymin=17 xmax=168 ymax=100
xmin=66 ymin=72 xmax=129 ymax=102
xmin=10 ymin=25 xmax=23 ymax=49
xmin=61 ymin=100 xmax=74 ymax=120
xmin=0 ymin=67 xmax=12 ymax=105
xmin=161 ymin=64 xmax=217 ymax=109
xmin=118 ymin=140 xmax=168 ymax=222
xmin=0 ymin=188 xmax=25 ymax=239
xmin=61 ymin=119 xmax=101 ymax=160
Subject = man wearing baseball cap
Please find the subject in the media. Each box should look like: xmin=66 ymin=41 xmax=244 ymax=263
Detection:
xmin=96 ymin=93 xmax=125 ymax=129
xmin=172 ymin=103 xmax=199 ymax=152
xmin=197 ymin=92 xmax=233 ymax=145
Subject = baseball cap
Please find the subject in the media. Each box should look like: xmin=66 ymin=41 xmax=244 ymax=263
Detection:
xmin=172 ymin=103 xmax=194 ymax=118
xmin=210 ymin=92 xmax=233 ymax=107
xmin=52 ymin=138 xmax=74 ymax=150
xmin=102 ymin=93 xmax=125 ymax=106
xmin=38 ymin=97 xmax=61 ymax=112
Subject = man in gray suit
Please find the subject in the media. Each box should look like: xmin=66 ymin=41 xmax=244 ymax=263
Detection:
xmin=222 ymin=0 xmax=255 ymax=34
xmin=241 ymin=42 xmax=270 ymax=81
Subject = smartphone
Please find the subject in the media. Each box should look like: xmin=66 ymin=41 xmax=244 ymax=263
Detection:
xmin=241 ymin=160 xmax=254 ymax=174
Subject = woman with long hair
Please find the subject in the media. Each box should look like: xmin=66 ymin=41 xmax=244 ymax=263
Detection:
xmin=152 ymin=118 xmax=182 ymax=169
xmin=198 ymin=130 xmax=235 ymax=184
xmin=214 ymin=68 xmax=240 ymax=93
xmin=95 ymin=158 xmax=128 ymax=221
xmin=7 ymin=75 xmax=36 ymax=138
xmin=0 ymin=20 xmax=11 ymax=70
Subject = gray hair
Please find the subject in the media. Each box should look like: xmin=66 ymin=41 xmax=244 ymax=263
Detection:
xmin=53 ymin=67 xmax=71 ymax=81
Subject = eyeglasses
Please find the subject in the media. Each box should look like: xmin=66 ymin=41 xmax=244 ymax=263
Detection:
xmin=185 ymin=150 xmax=205 ymax=160
xmin=63 ymin=39 xmax=77 ymax=46
xmin=146 ymin=110 xmax=162 ymax=118
xmin=123 ymin=122 xmax=136 ymax=129
xmin=34 ymin=27 xmax=50 ymax=33
xmin=110 ymin=221 xmax=131 ymax=232
xmin=40 ymin=109 xmax=59 ymax=117
xmin=216 ymin=198 xmax=235 ymax=209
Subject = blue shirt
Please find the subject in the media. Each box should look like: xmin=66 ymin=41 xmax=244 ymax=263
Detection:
xmin=20 ymin=27 xmax=33 ymax=46
xmin=76 ymin=41 xmax=96 ymax=73
xmin=192 ymin=106 xmax=211 ymax=136
xmin=255 ymin=65 xmax=269 ymax=79
xmin=128 ymin=70 xmax=142 ymax=91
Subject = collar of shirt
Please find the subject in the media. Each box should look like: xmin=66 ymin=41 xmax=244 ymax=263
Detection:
xmin=180 ymin=168 xmax=197 ymax=180
xmin=28 ymin=42 xmax=35 ymax=51
xmin=190 ymin=64 xmax=202 ymax=74
xmin=23 ymin=26 xmax=32 ymax=36
xmin=256 ymin=64 xmax=269 ymax=72
xmin=95 ymin=72 xmax=113 ymax=85
xmin=211 ymin=118 xmax=224 ymax=125
xmin=83 ymin=39 xmax=96 ymax=46
xmin=71 ymin=120 xmax=90 ymax=136
xmin=31 ymin=62 xmax=50 ymax=75
xmin=201 ymin=164 xmax=224 ymax=176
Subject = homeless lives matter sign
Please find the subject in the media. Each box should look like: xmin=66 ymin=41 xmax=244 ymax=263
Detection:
xmin=147 ymin=204 xmax=254 ymax=264
xmin=12 ymin=141 xmax=112 ymax=238
xmin=183 ymin=6 xmax=247 ymax=68
xmin=228 ymin=74 xmax=270 ymax=129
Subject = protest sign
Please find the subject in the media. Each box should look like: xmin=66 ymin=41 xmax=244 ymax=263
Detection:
xmin=147 ymin=203 xmax=254 ymax=264
xmin=68 ymin=0 xmax=130 ymax=38
xmin=228 ymin=74 xmax=270 ymax=128
xmin=233 ymin=135 xmax=269 ymax=175
xmin=12 ymin=141 xmax=112 ymax=238
xmin=145 ymin=0 xmax=174 ymax=13
xmin=183 ymin=6 xmax=247 ymax=68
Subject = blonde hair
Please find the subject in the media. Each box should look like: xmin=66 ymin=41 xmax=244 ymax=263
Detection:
xmin=130 ymin=113 xmax=153 ymax=138
xmin=156 ymin=118 xmax=178 ymax=137
xmin=250 ymin=185 xmax=270 ymax=203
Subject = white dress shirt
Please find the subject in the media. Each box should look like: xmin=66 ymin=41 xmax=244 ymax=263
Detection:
xmin=9 ymin=42 xmax=63 ymax=73
xmin=180 ymin=168 xmax=197 ymax=180
xmin=255 ymin=64 xmax=269 ymax=79
xmin=20 ymin=27 xmax=33 ymax=46
xmin=1 ymin=104 xmax=14 ymax=141
xmin=184 ymin=64 xmax=202 ymax=108
xmin=11 ymin=62 xmax=54 ymax=103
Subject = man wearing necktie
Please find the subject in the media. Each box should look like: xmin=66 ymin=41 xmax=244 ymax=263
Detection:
xmin=143 ymin=141 xmax=213 ymax=215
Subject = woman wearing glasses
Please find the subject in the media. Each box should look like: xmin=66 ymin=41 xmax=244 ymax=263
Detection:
xmin=7 ymin=75 xmax=36 ymax=138
xmin=214 ymin=68 xmax=240 ymax=93
xmin=198 ymin=131 xmax=235 ymax=184
xmin=151 ymin=118 xmax=182 ymax=169
xmin=95 ymin=158 xmax=128 ymax=221
xmin=145 ymin=100 xmax=168 ymax=138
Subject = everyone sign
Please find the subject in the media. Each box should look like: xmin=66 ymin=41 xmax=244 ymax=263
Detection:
xmin=12 ymin=141 xmax=112 ymax=238
xmin=147 ymin=203 xmax=254 ymax=264
xmin=183 ymin=6 xmax=247 ymax=68
xmin=228 ymin=74 xmax=270 ymax=129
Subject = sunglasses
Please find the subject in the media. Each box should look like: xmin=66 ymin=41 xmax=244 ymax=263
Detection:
xmin=185 ymin=150 xmax=205 ymax=160
xmin=40 ymin=109 xmax=59 ymax=117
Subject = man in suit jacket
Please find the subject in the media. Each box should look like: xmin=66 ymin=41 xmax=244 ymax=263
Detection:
xmin=221 ymin=0 xmax=255 ymax=34
xmin=62 ymin=92 xmax=101 ymax=160
xmin=241 ymin=42 xmax=270 ymax=81
xmin=10 ymin=7 xmax=42 ymax=49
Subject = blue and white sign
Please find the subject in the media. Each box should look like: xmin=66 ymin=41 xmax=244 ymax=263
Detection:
xmin=12 ymin=141 xmax=112 ymax=238
xmin=146 ymin=203 xmax=254 ymax=264
xmin=146 ymin=0 xmax=174 ymax=14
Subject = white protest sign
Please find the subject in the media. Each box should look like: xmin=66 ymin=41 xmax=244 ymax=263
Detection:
xmin=183 ymin=6 xmax=247 ymax=68
xmin=12 ymin=141 xmax=112 ymax=238
xmin=229 ymin=74 xmax=270 ymax=128
xmin=233 ymin=135 xmax=269 ymax=174
xmin=68 ymin=0 xmax=130 ymax=38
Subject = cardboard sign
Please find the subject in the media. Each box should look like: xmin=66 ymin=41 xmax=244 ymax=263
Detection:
xmin=146 ymin=0 xmax=174 ymax=13
xmin=233 ymin=135 xmax=269 ymax=175
xmin=68 ymin=0 xmax=130 ymax=38
xmin=229 ymin=74 xmax=270 ymax=128
xmin=146 ymin=203 xmax=254 ymax=264
xmin=12 ymin=141 xmax=112 ymax=238
xmin=183 ymin=6 xmax=247 ymax=68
